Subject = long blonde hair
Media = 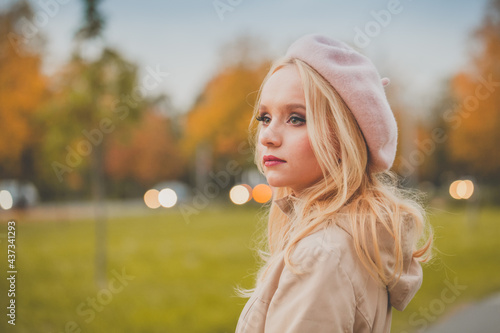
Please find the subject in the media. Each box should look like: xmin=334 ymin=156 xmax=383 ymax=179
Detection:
xmin=241 ymin=57 xmax=432 ymax=295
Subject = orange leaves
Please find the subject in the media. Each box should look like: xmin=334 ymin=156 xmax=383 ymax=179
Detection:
xmin=0 ymin=7 xmax=46 ymax=173
xmin=183 ymin=62 xmax=269 ymax=164
xmin=447 ymin=2 xmax=500 ymax=179
xmin=105 ymin=111 xmax=186 ymax=186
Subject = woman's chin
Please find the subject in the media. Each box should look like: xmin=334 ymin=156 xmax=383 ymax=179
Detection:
xmin=265 ymin=176 xmax=289 ymax=189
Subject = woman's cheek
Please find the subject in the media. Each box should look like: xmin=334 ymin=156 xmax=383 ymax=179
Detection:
xmin=293 ymin=136 xmax=312 ymax=158
xmin=256 ymin=144 xmax=263 ymax=161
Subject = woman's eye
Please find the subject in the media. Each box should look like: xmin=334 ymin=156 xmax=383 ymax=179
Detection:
xmin=289 ymin=116 xmax=305 ymax=125
xmin=256 ymin=115 xmax=271 ymax=124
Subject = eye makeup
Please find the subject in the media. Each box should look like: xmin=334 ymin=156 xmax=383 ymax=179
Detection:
xmin=256 ymin=103 xmax=306 ymax=126
xmin=255 ymin=112 xmax=306 ymax=126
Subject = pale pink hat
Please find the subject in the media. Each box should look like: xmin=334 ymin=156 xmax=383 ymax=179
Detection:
xmin=285 ymin=34 xmax=397 ymax=173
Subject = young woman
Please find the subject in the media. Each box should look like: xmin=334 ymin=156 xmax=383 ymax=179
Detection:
xmin=235 ymin=34 xmax=432 ymax=332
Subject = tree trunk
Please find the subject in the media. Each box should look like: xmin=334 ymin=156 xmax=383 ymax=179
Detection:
xmin=91 ymin=141 xmax=107 ymax=289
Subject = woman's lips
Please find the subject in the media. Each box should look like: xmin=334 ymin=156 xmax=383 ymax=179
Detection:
xmin=264 ymin=161 xmax=286 ymax=166
xmin=263 ymin=155 xmax=286 ymax=167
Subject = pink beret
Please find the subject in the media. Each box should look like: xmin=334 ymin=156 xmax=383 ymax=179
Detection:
xmin=285 ymin=34 xmax=397 ymax=173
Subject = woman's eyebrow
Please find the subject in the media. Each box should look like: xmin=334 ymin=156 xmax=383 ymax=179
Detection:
xmin=259 ymin=103 xmax=306 ymax=113
xmin=258 ymin=104 xmax=270 ymax=113
xmin=283 ymin=103 xmax=306 ymax=112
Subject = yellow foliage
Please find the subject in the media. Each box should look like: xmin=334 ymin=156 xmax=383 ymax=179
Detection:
xmin=0 ymin=36 xmax=45 ymax=164
xmin=448 ymin=4 xmax=500 ymax=179
xmin=183 ymin=62 xmax=269 ymax=164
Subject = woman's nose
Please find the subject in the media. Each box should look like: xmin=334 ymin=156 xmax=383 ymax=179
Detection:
xmin=259 ymin=125 xmax=282 ymax=147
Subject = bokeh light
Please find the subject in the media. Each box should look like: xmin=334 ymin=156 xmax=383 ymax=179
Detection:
xmin=158 ymin=188 xmax=178 ymax=208
xmin=462 ymin=180 xmax=474 ymax=199
xmin=252 ymin=184 xmax=272 ymax=203
xmin=449 ymin=181 xmax=461 ymax=199
xmin=229 ymin=184 xmax=252 ymax=205
xmin=0 ymin=190 xmax=13 ymax=210
xmin=449 ymin=180 xmax=475 ymax=200
xmin=144 ymin=189 xmax=161 ymax=209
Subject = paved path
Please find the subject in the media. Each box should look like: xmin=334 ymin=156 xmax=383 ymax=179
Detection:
xmin=424 ymin=292 xmax=500 ymax=333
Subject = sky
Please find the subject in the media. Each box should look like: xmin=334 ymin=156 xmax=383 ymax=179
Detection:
xmin=3 ymin=0 xmax=491 ymax=113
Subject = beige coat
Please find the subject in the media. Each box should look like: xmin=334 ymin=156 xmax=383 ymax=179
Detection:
xmin=236 ymin=194 xmax=423 ymax=333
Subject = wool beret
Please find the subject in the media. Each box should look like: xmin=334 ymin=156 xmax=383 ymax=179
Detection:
xmin=285 ymin=34 xmax=397 ymax=173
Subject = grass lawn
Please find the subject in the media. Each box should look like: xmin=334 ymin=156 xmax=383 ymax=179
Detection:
xmin=0 ymin=202 xmax=499 ymax=332
xmin=392 ymin=204 xmax=500 ymax=332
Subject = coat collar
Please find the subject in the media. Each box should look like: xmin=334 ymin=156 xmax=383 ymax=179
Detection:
xmin=274 ymin=193 xmax=301 ymax=218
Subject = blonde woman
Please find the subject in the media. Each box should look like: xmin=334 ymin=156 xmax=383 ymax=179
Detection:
xmin=235 ymin=34 xmax=432 ymax=332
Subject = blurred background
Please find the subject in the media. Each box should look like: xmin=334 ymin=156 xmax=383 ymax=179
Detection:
xmin=0 ymin=0 xmax=499 ymax=332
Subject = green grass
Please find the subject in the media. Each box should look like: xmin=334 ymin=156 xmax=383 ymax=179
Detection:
xmin=0 ymin=203 xmax=499 ymax=332
xmin=392 ymin=205 xmax=500 ymax=332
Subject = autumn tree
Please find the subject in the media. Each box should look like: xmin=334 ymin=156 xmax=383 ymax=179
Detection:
xmin=105 ymin=106 xmax=186 ymax=190
xmin=0 ymin=2 xmax=46 ymax=181
xmin=47 ymin=0 xmax=145 ymax=288
xmin=39 ymin=48 xmax=143 ymax=190
xmin=448 ymin=0 xmax=500 ymax=183
xmin=182 ymin=36 xmax=271 ymax=189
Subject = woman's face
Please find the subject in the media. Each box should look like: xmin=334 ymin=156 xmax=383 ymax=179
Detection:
xmin=257 ymin=65 xmax=323 ymax=196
